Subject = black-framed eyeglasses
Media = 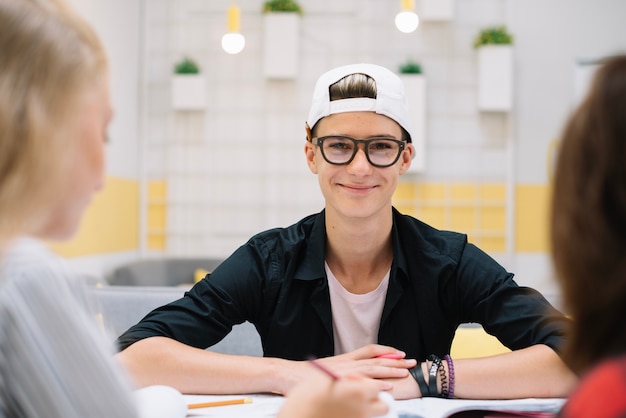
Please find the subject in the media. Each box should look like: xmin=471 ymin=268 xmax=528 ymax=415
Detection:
xmin=311 ymin=135 xmax=407 ymax=168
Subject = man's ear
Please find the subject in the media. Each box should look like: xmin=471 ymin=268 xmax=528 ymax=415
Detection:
xmin=304 ymin=122 xmax=318 ymax=174
xmin=305 ymin=141 xmax=318 ymax=174
xmin=399 ymin=143 xmax=414 ymax=175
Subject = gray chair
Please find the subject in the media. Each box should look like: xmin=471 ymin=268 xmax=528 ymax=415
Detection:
xmin=108 ymin=258 xmax=224 ymax=287
xmin=87 ymin=285 xmax=263 ymax=356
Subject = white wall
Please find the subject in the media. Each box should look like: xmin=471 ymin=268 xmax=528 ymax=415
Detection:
xmin=505 ymin=0 xmax=626 ymax=297
xmin=64 ymin=0 xmax=143 ymax=277
xmin=142 ymin=0 xmax=516 ymax=258
xmin=66 ymin=0 xmax=142 ymax=179
xmin=64 ymin=0 xmax=626 ymax=294
xmin=511 ymin=0 xmax=626 ymax=183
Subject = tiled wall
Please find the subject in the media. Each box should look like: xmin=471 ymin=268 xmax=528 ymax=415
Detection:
xmin=53 ymin=0 xmax=626 ymax=290
xmin=138 ymin=0 xmax=626 ymax=298
xmin=394 ymin=181 xmax=507 ymax=253
xmin=142 ymin=0 xmax=514 ymax=259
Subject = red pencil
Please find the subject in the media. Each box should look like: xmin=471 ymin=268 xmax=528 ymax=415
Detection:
xmin=309 ymin=358 xmax=340 ymax=380
xmin=376 ymin=353 xmax=404 ymax=359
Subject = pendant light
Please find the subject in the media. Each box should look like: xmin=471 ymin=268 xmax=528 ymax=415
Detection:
xmin=221 ymin=2 xmax=245 ymax=54
xmin=395 ymin=0 xmax=419 ymax=33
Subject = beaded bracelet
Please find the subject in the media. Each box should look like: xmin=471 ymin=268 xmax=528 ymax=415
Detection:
xmin=444 ymin=354 xmax=455 ymax=399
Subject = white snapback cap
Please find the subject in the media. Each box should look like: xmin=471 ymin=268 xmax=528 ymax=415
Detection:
xmin=306 ymin=63 xmax=413 ymax=142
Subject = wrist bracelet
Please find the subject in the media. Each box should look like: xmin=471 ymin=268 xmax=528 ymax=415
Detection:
xmin=427 ymin=355 xmax=442 ymax=397
xmin=444 ymin=354 xmax=455 ymax=399
xmin=409 ymin=361 xmax=430 ymax=397
xmin=439 ymin=360 xmax=448 ymax=398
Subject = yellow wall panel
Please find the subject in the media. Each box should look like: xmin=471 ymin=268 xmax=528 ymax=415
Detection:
xmin=147 ymin=180 xmax=167 ymax=250
xmin=388 ymin=181 xmax=550 ymax=254
xmin=479 ymin=236 xmax=506 ymax=253
xmin=148 ymin=204 xmax=167 ymax=230
xmin=417 ymin=183 xmax=446 ymax=200
xmin=394 ymin=204 xmax=417 ymax=216
xmin=515 ymin=184 xmax=550 ymax=252
xmin=49 ymin=177 xmax=139 ymax=257
xmin=481 ymin=207 xmax=506 ymax=231
xmin=480 ymin=183 xmax=506 ymax=200
xmin=450 ymin=183 xmax=477 ymax=201
xmin=148 ymin=180 xmax=167 ymax=200
xmin=451 ymin=326 xmax=510 ymax=358
xmin=420 ymin=207 xmax=446 ymax=230
xmin=394 ymin=182 xmax=415 ymax=200
xmin=147 ymin=234 xmax=166 ymax=250
xmin=450 ymin=206 xmax=476 ymax=232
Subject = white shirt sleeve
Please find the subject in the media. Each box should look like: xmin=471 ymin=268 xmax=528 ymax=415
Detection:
xmin=0 ymin=238 xmax=139 ymax=418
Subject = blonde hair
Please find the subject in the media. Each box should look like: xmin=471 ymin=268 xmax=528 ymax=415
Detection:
xmin=0 ymin=0 xmax=107 ymax=243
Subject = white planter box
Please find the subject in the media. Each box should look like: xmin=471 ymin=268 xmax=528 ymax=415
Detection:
xmin=477 ymin=45 xmax=513 ymax=112
xmin=263 ymin=13 xmax=300 ymax=79
xmin=400 ymin=74 xmax=426 ymax=173
xmin=421 ymin=0 xmax=454 ymax=21
xmin=171 ymin=75 xmax=206 ymax=111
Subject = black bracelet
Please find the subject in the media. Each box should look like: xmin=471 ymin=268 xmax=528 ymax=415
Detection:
xmin=409 ymin=361 xmax=430 ymax=397
xmin=438 ymin=357 xmax=448 ymax=398
xmin=427 ymin=355 xmax=442 ymax=397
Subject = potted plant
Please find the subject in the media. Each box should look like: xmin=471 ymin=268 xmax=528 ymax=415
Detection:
xmin=473 ymin=26 xmax=513 ymax=48
xmin=399 ymin=59 xmax=423 ymax=75
xmin=262 ymin=0 xmax=302 ymax=14
xmin=473 ymin=26 xmax=514 ymax=111
xmin=171 ymin=56 xmax=206 ymax=111
xmin=262 ymin=0 xmax=302 ymax=79
xmin=174 ymin=56 xmax=200 ymax=74
xmin=397 ymin=59 xmax=426 ymax=173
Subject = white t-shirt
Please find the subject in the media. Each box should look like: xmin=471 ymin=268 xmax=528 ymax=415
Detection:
xmin=326 ymin=262 xmax=390 ymax=354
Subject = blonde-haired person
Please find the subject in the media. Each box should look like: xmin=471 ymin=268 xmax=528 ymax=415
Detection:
xmin=551 ymin=55 xmax=626 ymax=417
xmin=0 ymin=1 xmax=389 ymax=417
xmin=0 ymin=0 xmax=140 ymax=416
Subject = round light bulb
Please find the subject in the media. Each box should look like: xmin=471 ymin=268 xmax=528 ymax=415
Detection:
xmin=395 ymin=11 xmax=419 ymax=33
xmin=221 ymin=32 xmax=245 ymax=54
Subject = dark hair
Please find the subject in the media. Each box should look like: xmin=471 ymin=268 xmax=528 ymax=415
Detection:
xmin=551 ymin=54 xmax=626 ymax=375
xmin=312 ymin=73 xmax=411 ymax=142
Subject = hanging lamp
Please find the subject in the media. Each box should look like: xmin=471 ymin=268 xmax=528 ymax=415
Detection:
xmin=221 ymin=2 xmax=245 ymax=54
xmin=395 ymin=0 xmax=419 ymax=33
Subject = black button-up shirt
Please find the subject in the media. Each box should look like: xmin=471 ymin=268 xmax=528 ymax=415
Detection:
xmin=118 ymin=208 xmax=568 ymax=360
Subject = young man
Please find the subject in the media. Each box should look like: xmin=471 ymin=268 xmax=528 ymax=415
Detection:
xmin=117 ymin=63 xmax=577 ymax=400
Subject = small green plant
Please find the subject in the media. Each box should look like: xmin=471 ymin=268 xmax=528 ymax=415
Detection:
xmin=262 ymin=0 xmax=302 ymax=14
xmin=174 ymin=57 xmax=200 ymax=74
xmin=473 ymin=26 xmax=514 ymax=48
xmin=399 ymin=60 xmax=423 ymax=75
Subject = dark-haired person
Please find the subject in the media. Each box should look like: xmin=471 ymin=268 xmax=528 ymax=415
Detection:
xmin=551 ymin=54 xmax=626 ymax=418
xmin=118 ymin=63 xmax=577 ymax=401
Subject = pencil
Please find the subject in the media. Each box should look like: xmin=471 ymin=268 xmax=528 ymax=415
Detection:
xmin=376 ymin=353 xmax=404 ymax=359
xmin=187 ymin=397 xmax=253 ymax=409
xmin=309 ymin=358 xmax=340 ymax=380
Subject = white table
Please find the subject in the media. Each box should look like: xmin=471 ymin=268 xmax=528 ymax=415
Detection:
xmin=183 ymin=394 xmax=566 ymax=418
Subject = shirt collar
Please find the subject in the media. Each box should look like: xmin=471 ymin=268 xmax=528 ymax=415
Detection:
xmin=390 ymin=207 xmax=410 ymax=279
xmin=293 ymin=208 xmax=410 ymax=281
xmin=293 ymin=210 xmax=327 ymax=280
